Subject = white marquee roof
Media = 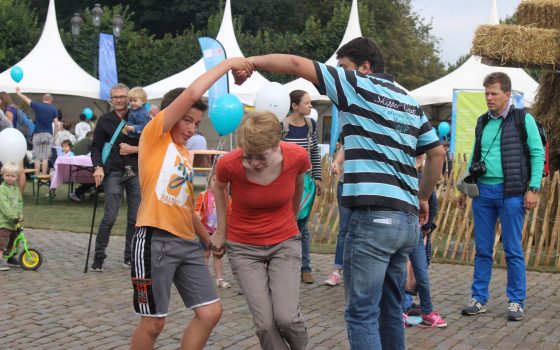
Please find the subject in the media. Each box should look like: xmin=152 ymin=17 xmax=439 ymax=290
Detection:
xmin=0 ymin=0 xmax=100 ymax=98
xmin=144 ymin=0 xmax=270 ymax=104
xmin=410 ymin=0 xmax=538 ymax=107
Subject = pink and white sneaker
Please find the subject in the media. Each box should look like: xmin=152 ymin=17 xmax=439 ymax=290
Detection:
xmin=324 ymin=271 xmax=341 ymax=286
xmin=422 ymin=311 xmax=448 ymax=328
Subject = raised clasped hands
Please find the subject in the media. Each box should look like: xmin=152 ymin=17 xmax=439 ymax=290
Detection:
xmin=230 ymin=57 xmax=255 ymax=86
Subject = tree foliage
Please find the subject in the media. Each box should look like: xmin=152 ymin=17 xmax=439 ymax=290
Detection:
xmin=0 ymin=0 xmax=40 ymax=72
xmin=447 ymin=54 xmax=470 ymax=73
xmin=10 ymin=0 xmax=446 ymax=90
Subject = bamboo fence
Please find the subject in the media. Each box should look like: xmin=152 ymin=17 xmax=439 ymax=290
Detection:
xmin=308 ymin=155 xmax=560 ymax=272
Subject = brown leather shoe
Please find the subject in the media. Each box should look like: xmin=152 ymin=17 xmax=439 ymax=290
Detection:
xmin=301 ymin=272 xmax=314 ymax=284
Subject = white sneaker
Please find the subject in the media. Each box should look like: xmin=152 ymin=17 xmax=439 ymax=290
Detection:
xmin=69 ymin=192 xmax=82 ymax=202
xmin=0 ymin=260 xmax=10 ymax=271
xmin=216 ymin=279 xmax=232 ymax=288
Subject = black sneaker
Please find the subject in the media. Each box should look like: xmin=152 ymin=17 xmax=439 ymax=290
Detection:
xmin=123 ymin=257 xmax=132 ymax=268
xmin=507 ymin=303 xmax=524 ymax=321
xmin=6 ymin=256 xmax=19 ymax=267
xmin=91 ymin=259 xmax=104 ymax=272
xmin=461 ymin=298 xmax=486 ymax=316
xmin=122 ymin=166 xmax=136 ymax=182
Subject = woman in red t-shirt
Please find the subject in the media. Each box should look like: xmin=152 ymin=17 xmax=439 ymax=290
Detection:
xmin=213 ymin=112 xmax=311 ymax=350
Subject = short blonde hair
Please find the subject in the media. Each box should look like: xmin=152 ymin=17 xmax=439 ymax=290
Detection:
xmin=1 ymin=162 xmax=19 ymax=176
xmin=128 ymin=87 xmax=147 ymax=102
xmin=236 ymin=112 xmax=281 ymax=154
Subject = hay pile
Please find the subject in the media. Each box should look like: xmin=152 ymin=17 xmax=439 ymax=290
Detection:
xmin=470 ymin=0 xmax=560 ymax=172
xmin=529 ymin=72 xmax=560 ymax=172
xmin=515 ymin=0 xmax=560 ymax=29
xmin=471 ymin=24 xmax=560 ymax=67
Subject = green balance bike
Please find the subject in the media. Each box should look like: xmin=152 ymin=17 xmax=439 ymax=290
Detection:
xmin=4 ymin=220 xmax=43 ymax=271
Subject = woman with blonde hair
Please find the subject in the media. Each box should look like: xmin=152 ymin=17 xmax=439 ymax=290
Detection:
xmin=212 ymin=112 xmax=311 ymax=350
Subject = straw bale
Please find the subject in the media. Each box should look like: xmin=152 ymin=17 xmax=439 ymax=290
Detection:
xmin=531 ymin=71 xmax=560 ymax=172
xmin=471 ymin=24 xmax=560 ymax=67
xmin=515 ymin=0 xmax=560 ymax=29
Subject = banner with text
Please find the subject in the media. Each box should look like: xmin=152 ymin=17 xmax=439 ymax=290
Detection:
xmin=451 ymin=90 xmax=524 ymax=160
xmin=98 ymin=33 xmax=117 ymax=100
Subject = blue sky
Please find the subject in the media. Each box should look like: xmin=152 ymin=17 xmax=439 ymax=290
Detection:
xmin=411 ymin=0 xmax=522 ymax=65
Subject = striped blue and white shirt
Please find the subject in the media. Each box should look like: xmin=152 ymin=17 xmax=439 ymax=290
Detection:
xmin=313 ymin=62 xmax=440 ymax=215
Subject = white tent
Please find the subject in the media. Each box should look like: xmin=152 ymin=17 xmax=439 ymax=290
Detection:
xmin=0 ymin=0 xmax=100 ymax=99
xmin=411 ymin=56 xmax=538 ymax=106
xmin=144 ymin=0 xmax=269 ymax=104
xmin=283 ymin=0 xmax=362 ymax=101
xmin=410 ymin=0 xmax=538 ymax=118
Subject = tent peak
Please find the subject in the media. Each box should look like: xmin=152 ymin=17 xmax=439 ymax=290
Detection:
xmin=0 ymin=0 xmax=100 ymax=98
xmin=488 ymin=0 xmax=499 ymax=25
xmin=325 ymin=0 xmax=362 ymax=66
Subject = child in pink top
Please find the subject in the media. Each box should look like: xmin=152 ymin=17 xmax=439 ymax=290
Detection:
xmin=194 ymin=173 xmax=231 ymax=288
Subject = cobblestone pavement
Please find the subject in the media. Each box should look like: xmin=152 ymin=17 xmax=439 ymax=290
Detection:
xmin=2 ymin=229 xmax=560 ymax=349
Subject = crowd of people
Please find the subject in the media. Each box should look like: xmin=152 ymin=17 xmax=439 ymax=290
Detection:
xmin=0 ymin=35 xmax=544 ymax=350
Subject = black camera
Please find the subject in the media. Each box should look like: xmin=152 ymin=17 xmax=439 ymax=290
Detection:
xmin=469 ymin=161 xmax=487 ymax=178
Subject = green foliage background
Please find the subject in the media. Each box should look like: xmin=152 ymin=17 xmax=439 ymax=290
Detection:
xmin=2 ymin=0 xmax=450 ymax=90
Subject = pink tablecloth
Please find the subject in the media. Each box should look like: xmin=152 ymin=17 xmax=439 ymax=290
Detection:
xmin=50 ymin=155 xmax=94 ymax=189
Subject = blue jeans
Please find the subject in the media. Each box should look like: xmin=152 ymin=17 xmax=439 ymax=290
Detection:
xmin=472 ymin=183 xmax=526 ymax=306
xmin=344 ymin=209 xmax=419 ymax=350
xmin=334 ymin=182 xmax=352 ymax=269
xmin=94 ymin=171 xmax=141 ymax=262
xmin=401 ymin=233 xmax=433 ymax=314
xmin=298 ymin=217 xmax=312 ymax=273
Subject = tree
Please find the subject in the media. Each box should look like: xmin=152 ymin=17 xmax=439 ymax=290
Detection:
xmin=59 ymin=4 xmax=205 ymax=87
xmin=447 ymin=54 xmax=470 ymax=73
xmin=0 ymin=0 xmax=40 ymax=72
xmin=30 ymin=0 xmax=447 ymax=89
xmin=359 ymin=0 xmax=445 ymax=89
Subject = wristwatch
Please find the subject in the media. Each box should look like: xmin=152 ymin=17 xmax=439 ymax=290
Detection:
xmin=528 ymin=186 xmax=541 ymax=193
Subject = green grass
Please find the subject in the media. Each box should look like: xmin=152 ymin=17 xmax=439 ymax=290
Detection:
xmin=22 ymin=180 xmax=129 ymax=234
xmin=311 ymin=241 xmax=336 ymax=254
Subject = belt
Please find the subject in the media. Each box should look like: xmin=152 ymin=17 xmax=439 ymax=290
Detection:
xmin=354 ymin=205 xmax=397 ymax=212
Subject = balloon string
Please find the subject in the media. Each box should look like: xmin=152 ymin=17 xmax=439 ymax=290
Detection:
xmin=203 ymin=137 xmax=227 ymax=192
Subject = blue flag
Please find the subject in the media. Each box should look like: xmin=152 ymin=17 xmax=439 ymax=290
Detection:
xmin=99 ymin=33 xmax=118 ymax=100
xmin=198 ymin=37 xmax=229 ymax=111
xmin=329 ymin=104 xmax=340 ymax=157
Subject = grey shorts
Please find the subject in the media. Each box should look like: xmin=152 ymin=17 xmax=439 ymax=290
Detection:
xmin=131 ymin=227 xmax=219 ymax=317
xmin=0 ymin=228 xmax=14 ymax=251
xmin=32 ymin=132 xmax=53 ymax=161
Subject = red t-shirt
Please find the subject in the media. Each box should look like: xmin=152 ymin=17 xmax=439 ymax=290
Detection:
xmin=216 ymin=142 xmax=311 ymax=245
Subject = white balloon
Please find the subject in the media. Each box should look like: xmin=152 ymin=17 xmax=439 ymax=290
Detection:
xmin=254 ymin=82 xmax=290 ymax=121
xmin=307 ymin=108 xmax=318 ymax=122
xmin=0 ymin=128 xmax=27 ymax=164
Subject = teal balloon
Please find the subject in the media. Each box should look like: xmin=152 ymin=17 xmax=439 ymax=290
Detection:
xmin=210 ymin=94 xmax=244 ymax=136
xmin=10 ymin=66 xmax=23 ymax=83
xmin=438 ymin=122 xmax=450 ymax=137
xmin=145 ymin=102 xmax=151 ymax=112
xmin=82 ymin=107 xmax=93 ymax=120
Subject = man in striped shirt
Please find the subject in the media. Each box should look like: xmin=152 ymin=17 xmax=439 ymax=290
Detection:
xmin=234 ymin=37 xmax=445 ymax=349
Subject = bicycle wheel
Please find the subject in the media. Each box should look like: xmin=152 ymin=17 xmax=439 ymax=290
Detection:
xmin=19 ymin=248 xmax=43 ymax=271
